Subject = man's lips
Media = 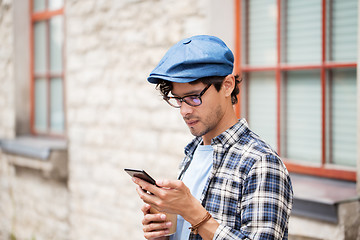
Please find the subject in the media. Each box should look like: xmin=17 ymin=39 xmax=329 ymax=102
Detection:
xmin=185 ymin=119 xmax=199 ymax=127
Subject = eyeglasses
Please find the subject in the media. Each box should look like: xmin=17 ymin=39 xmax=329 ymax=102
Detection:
xmin=163 ymin=84 xmax=212 ymax=108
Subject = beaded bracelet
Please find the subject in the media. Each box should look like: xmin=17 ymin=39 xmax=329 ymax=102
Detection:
xmin=189 ymin=211 xmax=212 ymax=235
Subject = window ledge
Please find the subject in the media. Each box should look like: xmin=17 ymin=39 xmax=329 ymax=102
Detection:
xmin=0 ymin=136 xmax=67 ymax=159
xmin=0 ymin=136 xmax=68 ymax=181
xmin=291 ymin=173 xmax=359 ymax=223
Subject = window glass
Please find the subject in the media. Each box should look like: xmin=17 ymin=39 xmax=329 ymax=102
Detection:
xmin=330 ymin=69 xmax=357 ymax=167
xmin=50 ymin=16 xmax=63 ymax=73
xmin=247 ymin=0 xmax=277 ymax=65
xmin=285 ymin=0 xmax=321 ymax=64
xmin=248 ymin=72 xmax=277 ymax=149
xmin=35 ymin=78 xmax=48 ymax=132
xmin=34 ymin=21 xmax=47 ymax=74
xmin=239 ymin=0 xmax=357 ymax=180
xmin=48 ymin=0 xmax=64 ymax=10
xmin=329 ymin=0 xmax=358 ymax=62
xmin=33 ymin=0 xmax=46 ymax=12
xmin=50 ymin=78 xmax=64 ymax=132
xmin=32 ymin=1 xmax=65 ymax=135
xmin=285 ymin=71 xmax=321 ymax=162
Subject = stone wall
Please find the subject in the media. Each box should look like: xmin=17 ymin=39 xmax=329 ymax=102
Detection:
xmin=0 ymin=0 xmax=69 ymax=239
xmin=1 ymin=0 xmax=359 ymax=239
xmin=0 ymin=0 xmax=15 ymax=237
xmin=0 ymin=153 xmax=69 ymax=240
xmin=0 ymin=0 xmax=230 ymax=239
xmin=289 ymin=200 xmax=360 ymax=240
xmin=358 ymin=0 xmax=360 ymax=195
xmin=65 ymin=0 xmax=208 ymax=239
xmin=0 ymin=0 xmax=14 ymax=139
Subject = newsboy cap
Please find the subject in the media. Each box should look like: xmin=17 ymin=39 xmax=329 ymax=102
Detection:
xmin=147 ymin=35 xmax=234 ymax=84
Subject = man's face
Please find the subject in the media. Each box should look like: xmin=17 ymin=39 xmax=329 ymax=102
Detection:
xmin=171 ymin=81 xmax=227 ymax=140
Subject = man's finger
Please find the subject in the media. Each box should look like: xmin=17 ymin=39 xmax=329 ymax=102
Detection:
xmin=142 ymin=212 xmax=167 ymax=225
xmin=144 ymin=229 xmax=170 ymax=240
xmin=156 ymin=179 xmax=182 ymax=189
xmin=133 ymin=177 xmax=159 ymax=195
xmin=141 ymin=203 xmax=151 ymax=215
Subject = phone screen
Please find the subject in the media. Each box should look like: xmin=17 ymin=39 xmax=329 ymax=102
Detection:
xmin=124 ymin=168 xmax=157 ymax=186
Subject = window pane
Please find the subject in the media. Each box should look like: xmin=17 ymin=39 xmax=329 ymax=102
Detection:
xmin=34 ymin=21 xmax=47 ymax=74
xmin=285 ymin=71 xmax=321 ymax=163
xmin=50 ymin=16 xmax=63 ymax=73
xmin=247 ymin=0 xmax=277 ymax=65
xmin=33 ymin=0 xmax=46 ymax=12
xmin=48 ymin=0 xmax=64 ymax=10
xmin=50 ymin=78 xmax=64 ymax=133
xmin=330 ymin=69 xmax=357 ymax=167
xmin=35 ymin=78 xmax=47 ymax=132
xmin=329 ymin=0 xmax=358 ymax=62
xmin=248 ymin=72 xmax=277 ymax=149
xmin=285 ymin=0 xmax=321 ymax=64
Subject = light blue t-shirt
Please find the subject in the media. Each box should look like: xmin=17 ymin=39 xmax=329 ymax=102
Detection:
xmin=170 ymin=144 xmax=213 ymax=240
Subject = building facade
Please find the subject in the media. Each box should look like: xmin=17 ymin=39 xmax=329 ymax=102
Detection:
xmin=0 ymin=0 xmax=359 ymax=240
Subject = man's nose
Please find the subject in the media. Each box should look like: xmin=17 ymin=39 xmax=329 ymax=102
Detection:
xmin=180 ymin=102 xmax=193 ymax=117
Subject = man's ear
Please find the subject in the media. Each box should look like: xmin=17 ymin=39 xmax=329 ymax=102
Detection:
xmin=222 ymin=74 xmax=235 ymax=97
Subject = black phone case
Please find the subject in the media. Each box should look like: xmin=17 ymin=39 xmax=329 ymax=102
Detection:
xmin=124 ymin=168 xmax=157 ymax=185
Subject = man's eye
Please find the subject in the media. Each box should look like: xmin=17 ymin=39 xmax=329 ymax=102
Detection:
xmin=187 ymin=96 xmax=198 ymax=100
xmin=186 ymin=97 xmax=201 ymax=105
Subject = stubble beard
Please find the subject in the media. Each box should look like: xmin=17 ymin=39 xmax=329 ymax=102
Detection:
xmin=189 ymin=124 xmax=210 ymax=137
xmin=186 ymin=104 xmax=224 ymax=138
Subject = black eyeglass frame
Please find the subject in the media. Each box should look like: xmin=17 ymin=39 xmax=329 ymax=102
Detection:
xmin=163 ymin=84 xmax=212 ymax=108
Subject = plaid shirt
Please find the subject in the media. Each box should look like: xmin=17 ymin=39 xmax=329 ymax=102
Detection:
xmin=179 ymin=119 xmax=293 ymax=240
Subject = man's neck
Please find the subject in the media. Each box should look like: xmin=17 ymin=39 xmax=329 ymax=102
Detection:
xmin=202 ymin=111 xmax=238 ymax=145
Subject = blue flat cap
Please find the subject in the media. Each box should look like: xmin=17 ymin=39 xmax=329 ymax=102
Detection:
xmin=147 ymin=35 xmax=234 ymax=84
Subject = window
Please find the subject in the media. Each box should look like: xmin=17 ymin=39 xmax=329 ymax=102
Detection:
xmin=235 ymin=0 xmax=357 ymax=181
xmin=31 ymin=0 xmax=65 ymax=135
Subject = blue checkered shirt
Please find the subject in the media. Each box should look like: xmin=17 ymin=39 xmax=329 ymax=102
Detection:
xmin=179 ymin=119 xmax=293 ymax=240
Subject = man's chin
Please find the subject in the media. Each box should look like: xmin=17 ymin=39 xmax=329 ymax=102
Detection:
xmin=189 ymin=127 xmax=208 ymax=138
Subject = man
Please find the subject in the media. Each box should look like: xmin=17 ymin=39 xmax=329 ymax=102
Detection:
xmin=132 ymin=35 xmax=293 ymax=240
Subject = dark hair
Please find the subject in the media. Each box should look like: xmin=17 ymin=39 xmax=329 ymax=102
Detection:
xmin=156 ymin=75 xmax=242 ymax=105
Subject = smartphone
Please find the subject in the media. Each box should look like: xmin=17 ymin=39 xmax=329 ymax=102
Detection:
xmin=124 ymin=168 xmax=158 ymax=186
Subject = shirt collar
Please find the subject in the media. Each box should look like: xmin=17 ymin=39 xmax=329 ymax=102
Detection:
xmin=185 ymin=118 xmax=249 ymax=156
xmin=211 ymin=118 xmax=249 ymax=147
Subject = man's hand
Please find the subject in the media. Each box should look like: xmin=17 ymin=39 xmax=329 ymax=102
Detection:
xmin=134 ymin=177 xmax=219 ymax=240
xmin=141 ymin=204 xmax=170 ymax=240
xmin=133 ymin=178 xmax=206 ymax=225
xmin=134 ymin=177 xmax=199 ymax=217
